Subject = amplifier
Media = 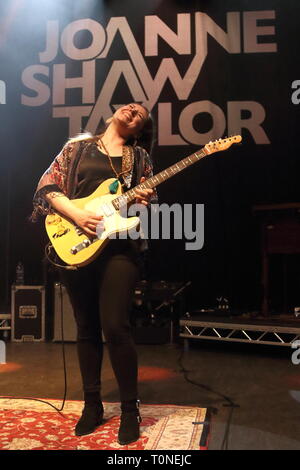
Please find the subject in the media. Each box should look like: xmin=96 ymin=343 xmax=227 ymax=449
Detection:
xmin=53 ymin=283 xmax=77 ymax=342
xmin=11 ymin=285 xmax=45 ymax=342
xmin=53 ymin=283 xmax=106 ymax=343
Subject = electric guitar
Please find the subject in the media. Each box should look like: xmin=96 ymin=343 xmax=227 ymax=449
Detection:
xmin=45 ymin=135 xmax=242 ymax=267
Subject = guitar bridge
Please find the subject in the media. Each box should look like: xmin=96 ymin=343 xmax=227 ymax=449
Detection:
xmin=70 ymin=238 xmax=94 ymax=255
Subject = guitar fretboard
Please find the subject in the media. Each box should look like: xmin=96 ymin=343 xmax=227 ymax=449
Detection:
xmin=112 ymin=147 xmax=207 ymax=210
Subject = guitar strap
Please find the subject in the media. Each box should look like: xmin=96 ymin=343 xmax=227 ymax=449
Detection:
xmin=121 ymin=145 xmax=134 ymax=189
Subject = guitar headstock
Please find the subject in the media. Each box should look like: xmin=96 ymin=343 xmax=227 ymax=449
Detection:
xmin=204 ymin=135 xmax=242 ymax=155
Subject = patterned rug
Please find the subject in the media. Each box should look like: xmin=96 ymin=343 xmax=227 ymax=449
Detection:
xmin=0 ymin=398 xmax=210 ymax=451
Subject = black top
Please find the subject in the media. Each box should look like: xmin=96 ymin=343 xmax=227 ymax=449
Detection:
xmin=75 ymin=142 xmax=122 ymax=198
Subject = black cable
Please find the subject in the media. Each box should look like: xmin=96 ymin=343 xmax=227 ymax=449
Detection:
xmin=220 ymin=403 xmax=237 ymax=450
xmin=177 ymin=346 xmax=239 ymax=450
xmin=0 ymin=281 xmax=68 ymax=416
xmin=44 ymin=242 xmax=78 ymax=271
xmin=56 ymin=282 xmax=68 ymax=412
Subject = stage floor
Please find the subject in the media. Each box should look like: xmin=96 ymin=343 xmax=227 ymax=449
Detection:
xmin=1 ymin=340 xmax=300 ymax=450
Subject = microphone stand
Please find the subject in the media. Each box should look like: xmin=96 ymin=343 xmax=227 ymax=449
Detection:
xmin=154 ymin=281 xmax=192 ymax=344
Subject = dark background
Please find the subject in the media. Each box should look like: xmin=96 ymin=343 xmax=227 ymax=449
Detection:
xmin=0 ymin=0 xmax=299 ymax=316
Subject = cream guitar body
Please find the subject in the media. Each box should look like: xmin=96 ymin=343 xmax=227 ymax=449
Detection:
xmin=45 ymin=178 xmax=140 ymax=267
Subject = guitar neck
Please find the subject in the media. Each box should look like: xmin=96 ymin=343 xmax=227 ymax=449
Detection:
xmin=112 ymin=134 xmax=242 ymax=209
xmin=113 ymin=147 xmax=207 ymax=209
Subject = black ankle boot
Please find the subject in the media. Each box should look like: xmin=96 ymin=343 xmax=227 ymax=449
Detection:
xmin=118 ymin=400 xmax=141 ymax=445
xmin=75 ymin=403 xmax=104 ymax=437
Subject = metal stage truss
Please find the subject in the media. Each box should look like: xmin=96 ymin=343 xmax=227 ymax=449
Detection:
xmin=179 ymin=315 xmax=300 ymax=347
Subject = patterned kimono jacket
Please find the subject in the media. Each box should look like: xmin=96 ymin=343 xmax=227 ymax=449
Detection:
xmin=31 ymin=138 xmax=157 ymax=221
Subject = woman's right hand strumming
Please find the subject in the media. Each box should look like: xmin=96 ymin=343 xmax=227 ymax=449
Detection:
xmin=72 ymin=208 xmax=104 ymax=237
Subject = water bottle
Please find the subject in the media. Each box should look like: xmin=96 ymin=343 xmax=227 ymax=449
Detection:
xmin=16 ymin=262 xmax=24 ymax=285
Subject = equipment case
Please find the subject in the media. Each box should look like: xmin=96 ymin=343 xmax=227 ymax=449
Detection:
xmin=11 ymin=285 xmax=45 ymax=342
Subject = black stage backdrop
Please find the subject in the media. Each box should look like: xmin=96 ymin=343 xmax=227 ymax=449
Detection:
xmin=0 ymin=0 xmax=299 ymax=314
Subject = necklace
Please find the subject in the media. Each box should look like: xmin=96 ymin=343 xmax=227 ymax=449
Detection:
xmin=97 ymin=135 xmax=134 ymax=193
xmin=97 ymin=136 xmax=122 ymax=178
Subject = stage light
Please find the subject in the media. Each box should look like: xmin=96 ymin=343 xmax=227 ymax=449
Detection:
xmin=0 ymin=363 xmax=22 ymax=373
xmin=138 ymin=366 xmax=178 ymax=382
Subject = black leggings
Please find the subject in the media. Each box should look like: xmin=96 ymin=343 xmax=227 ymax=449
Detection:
xmin=60 ymin=240 xmax=140 ymax=403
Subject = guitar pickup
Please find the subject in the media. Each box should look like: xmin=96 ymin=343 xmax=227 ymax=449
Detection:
xmin=75 ymin=226 xmax=84 ymax=236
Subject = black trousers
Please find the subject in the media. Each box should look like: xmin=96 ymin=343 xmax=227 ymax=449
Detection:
xmin=60 ymin=240 xmax=140 ymax=403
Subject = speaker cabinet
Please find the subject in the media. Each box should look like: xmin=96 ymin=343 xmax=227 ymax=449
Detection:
xmin=53 ymin=283 xmax=77 ymax=342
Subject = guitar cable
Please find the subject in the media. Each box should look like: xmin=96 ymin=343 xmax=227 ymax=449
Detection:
xmin=45 ymin=242 xmax=78 ymax=271
xmin=177 ymin=347 xmax=240 ymax=450
xmin=0 ymin=273 xmax=68 ymax=416
xmin=1 ymin=243 xmax=79 ymax=413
